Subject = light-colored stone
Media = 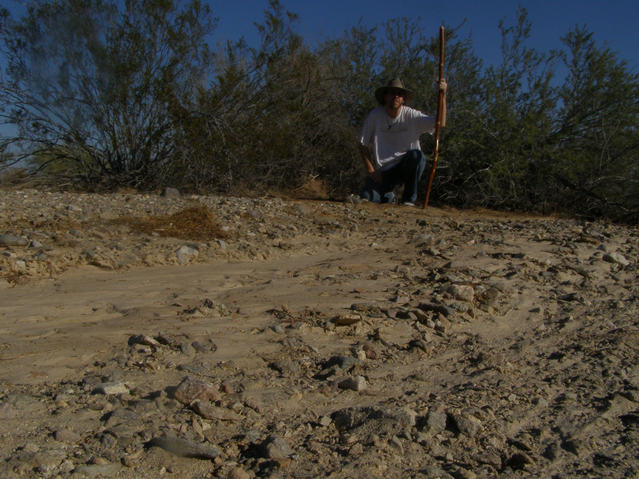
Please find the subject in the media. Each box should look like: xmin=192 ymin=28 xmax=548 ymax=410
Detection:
xmin=176 ymin=245 xmax=199 ymax=264
xmin=0 ymin=234 xmax=28 ymax=246
xmin=54 ymin=428 xmax=81 ymax=443
xmin=448 ymin=284 xmax=475 ymax=302
xmin=603 ymin=252 xmax=630 ymax=266
xmin=174 ymin=376 xmax=220 ymax=405
xmin=338 ymin=376 xmax=367 ymax=392
xmin=192 ymin=401 xmax=242 ymax=421
xmin=93 ymin=382 xmax=129 ymax=395
xmin=263 ymin=435 xmax=294 ymax=459
xmin=227 ymin=467 xmax=251 ymax=479
xmin=147 ymin=435 xmax=221 ymax=459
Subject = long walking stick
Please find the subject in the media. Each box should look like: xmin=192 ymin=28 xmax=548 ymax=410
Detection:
xmin=423 ymin=25 xmax=445 ymax=208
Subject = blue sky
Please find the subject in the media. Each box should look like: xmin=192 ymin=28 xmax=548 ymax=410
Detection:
xmin=3 ymin=0 xmax=638 ymax=71
xmin=206 ymin=0 xmax=639 ymax=71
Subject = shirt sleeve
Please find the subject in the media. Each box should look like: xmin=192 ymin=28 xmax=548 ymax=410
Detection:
xmin=412 ymin=109 xmax=436 ymax=134
xmin=359 ymin=110 xmax=375 ymax=146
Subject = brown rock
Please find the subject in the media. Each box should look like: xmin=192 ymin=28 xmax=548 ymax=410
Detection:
xmin=338 ymin=376 xmax=367 ymax=392
xmin=173 ymin=376 xmax=220 ymax=405
xmin=54 ymin=428 xmax=81 ymax=443
xmin=333 ymin=314 xmax=362 ymax=326
xmin=192 ymin=400 xmax=242 ymax=421
xmin=147 ymin=435 xmax=221 ymax=459
xmin=227 ymin=467 xmax=251 ymax=479
xmin=262 ymin=435 xmax=294 ymax=459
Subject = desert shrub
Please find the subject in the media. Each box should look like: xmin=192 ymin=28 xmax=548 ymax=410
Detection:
xmin=2 ymin=2 xmax=638 ymax=221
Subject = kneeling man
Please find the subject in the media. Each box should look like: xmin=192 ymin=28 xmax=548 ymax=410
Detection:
xmin=358 ymin=77 xmax=446 ymax=206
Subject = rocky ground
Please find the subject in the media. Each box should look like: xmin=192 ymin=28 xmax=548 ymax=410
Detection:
xmin=0 ymin=188 xmax=638 ymax=478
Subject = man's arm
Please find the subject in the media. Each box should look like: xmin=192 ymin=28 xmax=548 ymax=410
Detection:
xmin=358 ymin=143 xmax=382 ymax=184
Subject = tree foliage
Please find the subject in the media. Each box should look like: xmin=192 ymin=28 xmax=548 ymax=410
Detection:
xmin=1 ymin=1 xmax=638 ymax=221
xmin=445 ymin=8 xmax=558 ymax=209
xmin=1 ymin=0 xmax=213 ymax=188
xmin=552 ymin=26 xmax=639 ymax=219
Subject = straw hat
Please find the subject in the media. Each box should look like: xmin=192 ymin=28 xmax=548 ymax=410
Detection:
xmin=375 ymin=77 xmax=413 ymax=105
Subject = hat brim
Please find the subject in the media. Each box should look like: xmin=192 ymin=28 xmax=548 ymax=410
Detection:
xmin=375 ymin=86 xmax=413 ymax=105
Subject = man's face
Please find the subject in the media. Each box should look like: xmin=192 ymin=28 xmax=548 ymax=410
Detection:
xmin=385 ymin=89 xmax=405 ymax=109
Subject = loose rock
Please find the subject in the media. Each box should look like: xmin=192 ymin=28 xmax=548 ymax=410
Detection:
xmin=147 ymin=435 xmax=221 ymax=460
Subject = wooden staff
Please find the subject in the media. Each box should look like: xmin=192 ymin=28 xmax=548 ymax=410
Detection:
xmin=423 ymin=25 xmax=445 ymax=209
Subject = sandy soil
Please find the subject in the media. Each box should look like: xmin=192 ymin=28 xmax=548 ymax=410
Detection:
xmin=0 ymin=189 xmax=638 ymax=478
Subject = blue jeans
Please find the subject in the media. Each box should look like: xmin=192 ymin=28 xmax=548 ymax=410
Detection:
xmin=360 ymin=149 xmax=427 ymax=203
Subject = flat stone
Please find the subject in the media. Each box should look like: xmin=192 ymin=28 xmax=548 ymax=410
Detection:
xmin=74 ymin=463 xmax=123 ymax=477
xmin=269 ymin=359 xmax=302 ymax=376
xmin=325 ymin=355 xmax=360 ymax=371
xmin=348 ymin=442 xmax=364 ymax=456
xmin=454 ymin=467 xmax=477 ymax=479
xmin=192 ymin=401 xmax=242 ymax=421
xmin=227 ymin=467 xmax=251 ymax=479
xmin=262 ymin=435 xmax=294 ymax=459
xmin=397 ymin=407 xmax=417 ymax=427
xmin=447 ymin=284 xmax=475 ymax=302
xmin=13 ymin=260 xmax=26 ymax=271
xmin=176 ymin=245 xmax=199 ymax=264
xmin=162 ymin=187 xmax=181 ymax=197
xmin=475 ymin=449 xmax=503 ymax=468
xmin=449 ymin=411 xmax=482 ymax=437
xmin=93 ymin=382 xmax=129 ymax=395
xmin=147 ymin=435 xmax=221 ymax=459
xmin=542 ymin=442 xmax=559 ymax=461
xmin=0 ymin=233 xmax=28 ymax=246
xmin=338 ymin=376 xmax=367 ymax=392
xmin=179 ymin=341 xmax=195 ymax=355
xmin=506 ymin=452 xmax=535 ymax=470
xmin=561 ymin=437 xmax=580 ymax=455
xmin=422 ymin=466 xmax=454 ymax=479
xmin=603 ymin=252 xmax=629 ymax=266
xmin=422 ymin=410 xmax=447 ymax=433
xmin=103 ymin=407 xmax=139 ymax=428
xmin=418 ymin=302 xmax=454 ymax=317
xmin=0 ymin=401 xmax=19 ymax=419
xmin=173 ymin=376 xmax=220 ymax=405
xmin=128 ymin=334 xmax=160 ymax=347
xmin=319 ymin=415 xmax=332 ymax=427
xmin=331 ymin=406 xmax=416 ymax=432
xmin=192 ymin=340 xmax=217 ymax=353
xmin=333 ymin=313 xmax=361 ymax=326
xmin=54 ymin=428 xmax=81 ymax=443
xmin=33 ymin=451 xmax=65 ymax=475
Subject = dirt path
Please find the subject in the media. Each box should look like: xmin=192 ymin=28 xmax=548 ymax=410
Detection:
xmin=1 ymin=190 xmax=638 ymax=478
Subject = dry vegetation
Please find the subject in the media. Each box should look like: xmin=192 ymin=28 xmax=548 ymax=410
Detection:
xmin=111 ymin=205 xmax=230 ymax=242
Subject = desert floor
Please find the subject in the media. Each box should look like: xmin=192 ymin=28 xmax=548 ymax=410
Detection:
xmin=1 ymin=189 xmax=638 ymax=478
